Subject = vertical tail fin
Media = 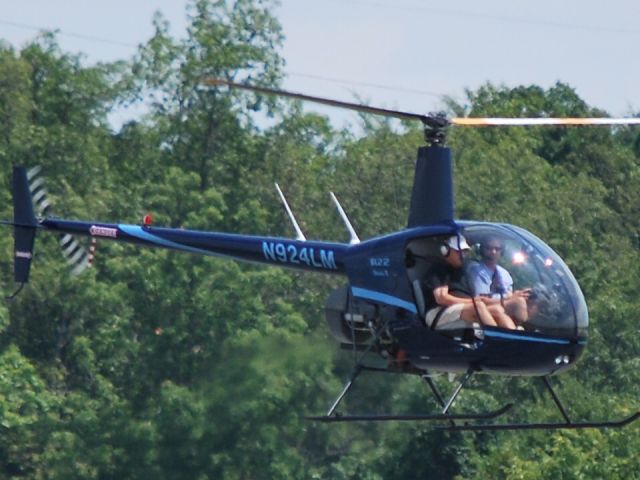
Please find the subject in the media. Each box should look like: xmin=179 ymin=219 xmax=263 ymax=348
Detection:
xmin=407 ymin=146 xmax=454 ymax=227
xmin=13 ymin=167 xmax=38 ymax=228
xmin=12 ymin=166 xmax=38 ymax=284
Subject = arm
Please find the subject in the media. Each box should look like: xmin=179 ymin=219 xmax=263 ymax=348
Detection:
xmin=480 ymin=292 xmax=512 ymax=305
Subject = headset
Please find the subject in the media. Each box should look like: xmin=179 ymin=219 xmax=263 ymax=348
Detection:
xmin=440 ymin=236 xmax=459 ymax=257
xmin=440 ymin=234 xmax=472 ymax=258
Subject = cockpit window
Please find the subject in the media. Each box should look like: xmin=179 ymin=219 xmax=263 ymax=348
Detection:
xmin=463 ymin=225 xmax=588 ymax=338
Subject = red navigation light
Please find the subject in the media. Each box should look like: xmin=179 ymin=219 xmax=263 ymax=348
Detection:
xmin=143 ymin=214 xmax=152 ymax=226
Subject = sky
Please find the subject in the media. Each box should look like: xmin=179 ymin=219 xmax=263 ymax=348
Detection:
xmin=1 ymin=0 xmax=639 ymax=129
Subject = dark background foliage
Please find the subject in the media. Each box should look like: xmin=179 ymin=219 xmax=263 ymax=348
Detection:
xmin=0 ymin=1 xmax=638 ymax=478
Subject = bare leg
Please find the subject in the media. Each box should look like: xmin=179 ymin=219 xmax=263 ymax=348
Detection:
xmin=486 ymin=304 xmax=517 ymax=330
xmin=505 ymin=297 xmax=528 ymax=323
xmin=461 ymin=301 xmax=497 ymax=327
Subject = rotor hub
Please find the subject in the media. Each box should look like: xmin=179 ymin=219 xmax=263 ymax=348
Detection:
xmin=422 ymin=113 xmax=450 ymax=146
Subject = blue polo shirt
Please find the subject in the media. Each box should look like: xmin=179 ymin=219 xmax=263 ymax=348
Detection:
xmin=467 ymin=261 xmax=513 ymax=298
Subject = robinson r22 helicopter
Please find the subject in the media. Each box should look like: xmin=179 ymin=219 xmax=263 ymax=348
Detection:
xmin=3 ymin=78 xmax=640 ymax=431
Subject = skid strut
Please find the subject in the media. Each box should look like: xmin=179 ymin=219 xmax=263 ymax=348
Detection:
xmin=308 ymin=404 xmax=512 ymax=423
xmin=309 ymin=366 xmax=514 ymax=423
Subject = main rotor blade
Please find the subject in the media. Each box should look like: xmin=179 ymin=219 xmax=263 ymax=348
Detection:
xmin=204 ymin=78 xmax=640 ymax=128
xmin=202 ymin=77 xmax=434 ymax=124
xmin=452 ymin=117 xmax=640 ymax=126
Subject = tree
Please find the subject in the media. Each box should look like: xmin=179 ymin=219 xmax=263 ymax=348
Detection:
xmin=2 ymin=6 xmax=640 ymax=477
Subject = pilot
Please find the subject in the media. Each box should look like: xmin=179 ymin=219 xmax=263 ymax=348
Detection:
xmin=468 ymin=235 xmax=529 ymax=325
xmin=422 ymin=235 xmax=517 ymax=330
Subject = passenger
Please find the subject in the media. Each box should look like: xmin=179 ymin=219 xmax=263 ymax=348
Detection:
xmin=422 ymin=235 xmax=517 ymax=330
xmin=468 ymin=236 xmax=529 ymax=325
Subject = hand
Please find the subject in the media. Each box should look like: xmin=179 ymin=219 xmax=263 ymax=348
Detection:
xmin=514 ymin=288 xmax=531 ymax=299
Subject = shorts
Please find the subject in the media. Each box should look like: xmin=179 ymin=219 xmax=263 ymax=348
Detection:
xmin=425 ymin=303 xmax=465 ymax=329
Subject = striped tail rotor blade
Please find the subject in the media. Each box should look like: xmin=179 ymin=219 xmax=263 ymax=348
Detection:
xmin=27 ymin=168 xmax=53 ymax=217
xmin=70 ymin=252 xmax=91 ymax=276
xmin=27 ymin=167 xmax=91 ymax=275
xmin=29 ymin=177 xmax=51 ymax=215
xmin=60 ymin=234 xmax=91 ymax=276
xmin=26 ymin=165 xmax=42 ymax=181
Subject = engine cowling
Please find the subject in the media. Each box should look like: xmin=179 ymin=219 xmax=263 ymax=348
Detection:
xmin=324 ymin=285 xmax=379 ymax=346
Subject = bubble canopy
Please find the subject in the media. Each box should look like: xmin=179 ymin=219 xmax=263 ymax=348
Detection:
xmin=462 ymin=224 xmax=588 ymax=338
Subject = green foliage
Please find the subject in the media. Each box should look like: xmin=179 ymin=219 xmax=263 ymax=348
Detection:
xmin=0 ymin=4 xmax=638 ymax=478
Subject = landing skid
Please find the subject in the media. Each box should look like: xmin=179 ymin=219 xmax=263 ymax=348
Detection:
xmin=307 ymin=403 xmax=513 ymax=423
xmin=308 ymin=360 xmax=640 ymax=430
xmin=438 ymin=377 xmax=640 ymax=431
xmin=439 ymin=412 xmax=640 ymax=431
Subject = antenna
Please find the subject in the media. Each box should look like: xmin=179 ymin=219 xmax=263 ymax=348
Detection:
xmin=330 ymin=192 xmax=360 ymax=244
xmin=274 ymin=183 xmax=306 ymax=241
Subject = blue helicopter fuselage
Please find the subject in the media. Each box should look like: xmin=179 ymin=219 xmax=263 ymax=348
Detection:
xmin=40 ymin=216 xmax=588 ymax=377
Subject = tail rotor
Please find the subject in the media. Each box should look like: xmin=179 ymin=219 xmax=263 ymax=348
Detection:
xmin=26 ymin=167 xmax=92 ymax=276
xmin=2 ymin=167 xmax=94 ymax=298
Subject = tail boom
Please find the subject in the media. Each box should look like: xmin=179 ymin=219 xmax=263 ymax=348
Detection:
xmin=39 ymin=218 xmax=348 ymax=274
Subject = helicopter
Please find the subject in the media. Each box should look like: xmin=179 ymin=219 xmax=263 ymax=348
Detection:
xmin=3 ymin=78 xmax=640 ymax=431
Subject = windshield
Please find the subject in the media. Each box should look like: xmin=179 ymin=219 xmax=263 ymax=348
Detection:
xmin=463 ymin=224 xmax=588 ymax=338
